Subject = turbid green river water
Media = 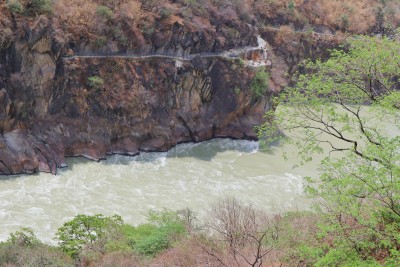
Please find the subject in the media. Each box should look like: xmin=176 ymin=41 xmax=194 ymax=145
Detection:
xmin=0 ymin=138 xmax=322 ymax=243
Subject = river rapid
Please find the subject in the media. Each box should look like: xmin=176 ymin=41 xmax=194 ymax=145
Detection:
xmin=0 ymin=138 xmax=321 ymax=243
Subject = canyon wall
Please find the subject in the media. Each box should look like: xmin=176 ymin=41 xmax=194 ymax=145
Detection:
xmin=0 ymin=0 xmax=398 ymax=175
xmin=0 ymin=10 xmax=269 ymax=174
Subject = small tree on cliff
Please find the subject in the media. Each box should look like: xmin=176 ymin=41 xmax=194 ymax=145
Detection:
xmin=251 ymin=69 xmax=269 ymax=99
xmin=87 ymin=76 xmax=104 ymax=91
xmin=258 ymin=36 xmax=400 ymax=265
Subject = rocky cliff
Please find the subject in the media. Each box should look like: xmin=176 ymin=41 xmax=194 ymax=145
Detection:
xmin=0 ymin=0 xmax=398 ymax=175
xmin=0 ymin=56 xmax=269 ymax=174
xmin=0 ymin=3 xmax=271 ymax=175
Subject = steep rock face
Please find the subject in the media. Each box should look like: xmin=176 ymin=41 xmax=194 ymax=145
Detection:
xmin=0 ymin=12 xmax=270 ymax=174
xmin=0 ymin=56 xmax=268 ymax=175
xmin=2 ymin=0 xmax=383 ymax=175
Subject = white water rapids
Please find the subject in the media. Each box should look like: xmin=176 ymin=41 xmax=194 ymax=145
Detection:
xmin=0 ymin=138 xmax=320 ymax=243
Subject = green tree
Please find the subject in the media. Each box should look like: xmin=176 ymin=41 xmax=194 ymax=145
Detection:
xmin=259 ymin=36 xmax=400 ymax=265
xmin=55 ymin=214 xmax=123 ymax=258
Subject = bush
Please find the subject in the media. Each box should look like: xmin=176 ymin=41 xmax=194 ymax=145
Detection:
xmin=122 ymin=209 xmax=187 ymax=257
xmin=251 ymin=70 xmax=269 ymax=98
xmin=93 ymin=36 xmax=107 ymax=48
xmin=0 ymin=228 xmax=72 ymax=266
xmin=288 ymin=0 xmax=295 ymax=10
xmin=273 ymin=212 xmax=322 ymax=266
xmin=141 ymin=22 xmax=155 ymax=37
xmin=184 ymin=0 xmax=196 ymax=5
xmin=88 ymin=76 xmax=105 ymax=90
xmin=97 ymin=5 xmax=113 ymax=20
xmin=6 ymin=0 xmax=24 ymax=14
xmin=159 ymin=7 xmax=172 ymax=19
xmin=30 ymin=0 xmax=53 ymax=14
xmin=234 ymin=86 xmax=241 ymax=95
xmin=128 ymin=224 xmax=172 ymax=256
xmin=0 ymin=243 xmax=73 ymax=267
xmin=8 ymin=227 xmax=40 ymax=247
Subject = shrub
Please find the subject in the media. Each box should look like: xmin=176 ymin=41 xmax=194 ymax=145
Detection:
xmin=184 ymin=0 xmax=196 ymax=5
xmin=112 ymin=26 xmax=129 ymax=46
xmin=159 ymin=7 xmax=172 ymax=19
xmin=88 ymin=76 xmax=105 ymax=90
xmin=129 ymin=224 xmax=172 ymax=256
xmin=288 ymin=0 xmax=295 ymax=10
xmin=30 ymin=0 xmax=53 ymax=14
xmin=0 ymin=243 xmax=73 ymax=267
xmin=88 ymin=251 xmax=140 ymax=266
xmin=6 ymin=0 xmax=24 ymax=14
xmin=140 ymin=21 xmax=155 ymax=37
xmin=97 ymin=5 xmax=113 ymax=20
xmin=0 ymin=228 xmax=72 ymax=266
xmin=93 ymin=36 xmax=107 ymax=48
xmin=234 ymin=86 xmax=241 ymax=95
xmin=122 ymin=209 xmax=187 ymax=257
xmin=8 ymin=227 xmax=40 ymax=247
xmin=341 ymin=14 xmax=349 ymax=29
xmin=0 ymin=27 xmax=13 ymax=50
xmin=273 ymin=212 xmax=322 ymax=266
xmin=251 ymin=70 xmax=269 ymax=98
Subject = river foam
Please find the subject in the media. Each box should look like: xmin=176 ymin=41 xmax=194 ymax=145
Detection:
xmin=0 ymin=139 xmax=313 ymax=244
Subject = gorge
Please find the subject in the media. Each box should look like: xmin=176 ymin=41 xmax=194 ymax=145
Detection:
xmin=1 ymin=1 xmax=400 ymax=266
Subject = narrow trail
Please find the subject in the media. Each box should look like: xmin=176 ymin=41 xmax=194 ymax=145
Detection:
xmin=63 ymin=36 xmax=270 ymax=67
xmin=64 ymin=52 xmax=236 ymax=61
xmin=62 ymin=27 xmax=341 ymax=67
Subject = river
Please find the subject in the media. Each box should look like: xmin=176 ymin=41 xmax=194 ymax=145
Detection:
xmin=0 ymin=138 xmax=321 ymax=243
